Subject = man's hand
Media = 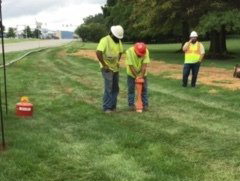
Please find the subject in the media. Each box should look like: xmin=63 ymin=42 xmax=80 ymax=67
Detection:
xmin=136 ymin=75 xmax=143 ymax=79
xmin=129 ymin=65 xmax=138 ymax=78
xmin=183 ymin=40 xmax=192 ymax=52
xmin=135 ymin=76 xmax=144 ymax=83
xmin=102 ymin=65 xmax=110 ymax=71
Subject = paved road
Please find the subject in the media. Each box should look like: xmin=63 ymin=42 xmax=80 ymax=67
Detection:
xmin=0 ymin=39 xmax=73 ymax=53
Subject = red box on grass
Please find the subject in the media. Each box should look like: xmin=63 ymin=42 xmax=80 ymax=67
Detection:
xmin=16 ymin=97 xmax=33 ymax=117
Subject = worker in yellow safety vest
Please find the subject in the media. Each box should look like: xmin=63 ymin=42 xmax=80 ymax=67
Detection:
xmin=182 ymin=31 xmax=205 ymax=87
xmin=96 ymin=25 xmax=124 ymax=113
xmin=125 ymin=43 xmax=150 ymax=111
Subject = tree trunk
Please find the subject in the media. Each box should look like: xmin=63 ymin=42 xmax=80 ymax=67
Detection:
xmin=208 ymin=26 xmax=228 ymax=59
xmin=209 ymin=30 xmax=220 ymax=54
xmin=178 ymin=21 xmax=190 ymax=52
xmin=220 ymin=25 xmax=227 ymax=54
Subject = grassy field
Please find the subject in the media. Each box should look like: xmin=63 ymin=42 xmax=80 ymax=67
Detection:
xmin=0 ymin=41 xmax=240 ymax=181
xmin=0 ymin=49 xmax=44 ymax=66
xmin=73 ymin=38 xmax=240 ymax=69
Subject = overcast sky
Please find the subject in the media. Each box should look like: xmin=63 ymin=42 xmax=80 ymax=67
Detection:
xmin=2 ymin=0 xmax=106 ymax=31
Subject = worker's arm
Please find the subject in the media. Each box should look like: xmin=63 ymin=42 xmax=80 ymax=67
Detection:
xmin=96 ymin=50 xmax=109 ymax=70
xmin=139 ymin=64 xmax=148 ymax=78
xmin=119 ymin=53 xmax=122 ymax=62
xmin=129 ymin=65 xmax=138 ymax=78
xmin=182 ymin=39 xmax=192 ymax=52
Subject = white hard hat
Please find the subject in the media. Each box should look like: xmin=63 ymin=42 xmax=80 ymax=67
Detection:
xmin=111 ymin=25 xmax=124 ymax=39
xmin=190 ymin=31 xmax=198 ymax=38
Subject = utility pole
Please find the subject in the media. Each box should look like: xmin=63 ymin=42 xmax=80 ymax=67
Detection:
xmin=0 ymin=0 xmax=6 ymax=149
xmin=0 ymin=84 xmax=5 ymax=148
xmin=0 ymin=0 xmax=8 ymax=114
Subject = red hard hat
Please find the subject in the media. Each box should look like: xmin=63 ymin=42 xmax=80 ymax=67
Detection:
xmin=134 ymin=43 xmax=147 ymax=56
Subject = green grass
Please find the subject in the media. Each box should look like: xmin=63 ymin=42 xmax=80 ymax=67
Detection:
xmin=0 ymin=44 xmax=239 ymax=181
xmin=72 ymin=38 xmax=240 ymax=69
xmin=0 ymin=49 xmax=44 ymax=66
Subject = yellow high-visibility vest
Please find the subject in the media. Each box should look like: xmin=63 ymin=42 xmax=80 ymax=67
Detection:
xmin=185 ymin=42 xmax=201 ymax=63
xmin=97 ymin=35 xmax=123 ymax=72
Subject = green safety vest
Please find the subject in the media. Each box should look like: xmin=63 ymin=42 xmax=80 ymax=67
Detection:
xmin=185 ymin=42 xmax=201 ymax=63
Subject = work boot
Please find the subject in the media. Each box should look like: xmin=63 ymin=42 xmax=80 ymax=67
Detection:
xmin=111 ymin=107 xmax=117 ymax=112
xmin=104 ymin=109 xmax=112 ymax=114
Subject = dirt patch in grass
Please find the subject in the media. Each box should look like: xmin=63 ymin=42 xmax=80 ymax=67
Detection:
xmin=70 ymin=50 xmax=240 ymax=90
xmin=164 ymin=66 xmax=240 ymax=90
xmin=64 ymin=88 xmax=74 ymax=95
xmin=70 ymin=50 xmax=98 ymax=61
xmin=208 ymin=89 xmax=219 ymax=94
xmin=57 ymin=50 xmax=66 ymax=58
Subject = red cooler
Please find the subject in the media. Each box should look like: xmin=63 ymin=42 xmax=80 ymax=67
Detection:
xmin=16 ymin=97 xmax=33 ymax=117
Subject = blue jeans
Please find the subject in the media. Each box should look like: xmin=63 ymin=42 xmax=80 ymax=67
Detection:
xmin=127 ymin=76 xmax=148 ymax=108
xmin=182 ymin=62 xmax=201 ymax=87
xmin=102 ymin=69 xmax=119 ymax=111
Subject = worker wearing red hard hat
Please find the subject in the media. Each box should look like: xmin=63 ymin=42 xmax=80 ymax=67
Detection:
xmin=125 ymin=42 xmax=150 ymax=111
xmin=96 ymin=25 xmax=124 ymax=113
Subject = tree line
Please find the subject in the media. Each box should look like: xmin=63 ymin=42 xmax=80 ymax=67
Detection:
xmin=75 ymin=0 xmax=240 ymax=58
xmin=3 ymin=25 xmax=41 ymax=39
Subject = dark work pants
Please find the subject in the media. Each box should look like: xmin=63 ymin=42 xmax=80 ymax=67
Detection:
xmin=102 ymin=69 xmax=119 ymax=111
xmin=182 ymin=62 xmax=201 ymax=87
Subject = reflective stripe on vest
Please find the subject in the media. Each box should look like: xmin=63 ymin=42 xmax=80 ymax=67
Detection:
xmin=185 ymin=42 xmax=201 ymax=63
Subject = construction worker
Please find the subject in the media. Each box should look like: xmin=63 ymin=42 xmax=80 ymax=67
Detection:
xmin=182 ymin=31 xmax=205 ymax=87
xmin=125 ymin=43 xmax=150 ymax=111
xmin=96 ymin=25 xmax=124 ymax=113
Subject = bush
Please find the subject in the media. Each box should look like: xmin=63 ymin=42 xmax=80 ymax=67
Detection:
xmin=75 ymin=23 xmax=107 ymax=42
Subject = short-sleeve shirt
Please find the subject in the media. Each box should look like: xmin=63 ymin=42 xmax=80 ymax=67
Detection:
xmin=97 ymin=35 xmax=123 ymax=72
xmin=183 ymin=42 xmax=205 ymax=54
xmin=183 ymin=41 xmax=205 ymax=63
xmin=125 ymin=47 xmax=150 ymax=78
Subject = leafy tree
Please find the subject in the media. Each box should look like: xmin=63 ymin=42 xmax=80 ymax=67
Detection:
xmin=130 ymin=0 xmax=205 ymax=44
xmin=103 ymin=0 xmax=240 ymax=57
xmin=78 ymin=0 xmax=240 ymax=57
xmin=101 ymin=0 xmax=201 ymax=43
xmin=197 ymin=1 xmax=240 ymax=57
xmin=75 ymin=23 xmax=107 ymax=42
xmin=33 ymin=28 xmax=42 ymax=39
xmin=6 ymin=27 xmax=16 ymax=38
xmin=83 ymin=13 xmax=105 ymax=24
xmin=75 ymin=25 xmax=90 ymax=42
xmin=102 ymin=0 xmax=118 ymax=17
xmin=75 ymin=13 xmax=107 ymax=42
xmin=104 ymin=0 xmax=133 ymax=40
xmin=23 ymin=26 xmax=33 ymax=38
